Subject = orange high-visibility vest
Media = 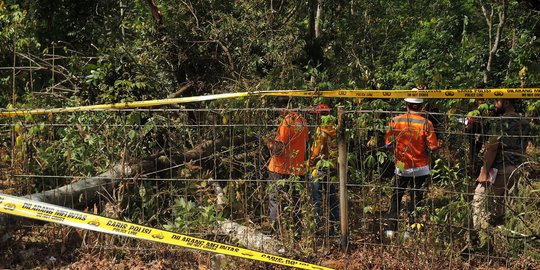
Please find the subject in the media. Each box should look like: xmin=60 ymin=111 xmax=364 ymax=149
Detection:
xmin=385 ymin=112 xmax=438 ymax=170
xmin=268 ymin=112 xmax=309 ymax=175
xmin=308 ymin=122 xmax=337 ymax=169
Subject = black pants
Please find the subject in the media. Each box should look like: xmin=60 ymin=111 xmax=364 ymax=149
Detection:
xmin=387 ymin=175 xmax=428 ymax=231
xmin=268 ymin=172 xmax=303 ymax=239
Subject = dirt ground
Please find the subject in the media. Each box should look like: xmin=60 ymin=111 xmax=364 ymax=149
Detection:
xmin=1 ymin=221 xmax=539 ymax=270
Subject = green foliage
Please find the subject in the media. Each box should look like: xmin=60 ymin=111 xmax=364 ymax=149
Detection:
xmin=164 ymin=197 xmax=223 ymax=233
xmin=501 ymin=163 xmax=540 ymax=258
xmin=0 ymin=3 xmax=40 ymax=107
xmin=394 ymin=16 xmax=461 ymax=88
xmin=1 ymin=0 xmax=539 ymax=263
xmin=431 ymin=158 xmax=461 ymax=186
xmin=0 ymin=3 xmax=39 ymax=52
xmin=320 ymin=114 xmax=336 ymax=126
xmin=3 ymin=0 xmax=539 ymax=110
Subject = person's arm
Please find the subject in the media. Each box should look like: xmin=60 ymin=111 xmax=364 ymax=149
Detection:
xmin=308 ymin=128 xmax=323 ymax=167
xmin=426 ymin=121 xmax=440 ymax=152
xmin=384 ymin=122 xmax=395 ymax=150
xmin=264 ymin=116 xmax=291 ymax=156
xmin=476 ymin=139 xmax=499 ymax=183
xmin=264 ymin=138 xmax=285 ymax=156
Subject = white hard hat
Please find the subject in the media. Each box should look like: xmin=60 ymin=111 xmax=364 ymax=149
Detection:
xmin=404 ymin=88 xmax=423 ymax=103
xmin=404 ymin=98 xmax=424 ymax=103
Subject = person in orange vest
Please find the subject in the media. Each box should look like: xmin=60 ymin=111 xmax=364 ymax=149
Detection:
xmin=308 ymin=104 xmax=339 ymax=236
xmin=264 ymin=96 xmax=309 ymax=240
xmin=384 ymin=91 xmax=439 ymax=238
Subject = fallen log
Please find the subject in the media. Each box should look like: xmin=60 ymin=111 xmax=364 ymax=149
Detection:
xmin=0 ymin=160 xmax=155 ymax=231
xmin=23 ymin=161 xmax=154 ymax=207
xmin=2 ymin=134 xmax=282 ymax=256
xmin=0 ymin=135 xmax=257 ymax=229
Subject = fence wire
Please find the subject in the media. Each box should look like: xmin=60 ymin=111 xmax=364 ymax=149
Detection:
xmin=0 ymin=105 xmax=539 ymax=267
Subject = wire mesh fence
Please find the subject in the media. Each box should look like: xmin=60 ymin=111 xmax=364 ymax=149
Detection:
xmin=347 ymin=107 xmax=539 ymax=265
xmin=0 ymin=103 xmax=539 ymax=267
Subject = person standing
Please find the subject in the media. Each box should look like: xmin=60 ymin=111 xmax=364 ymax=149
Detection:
xmin=384 ymin=92 xmax=439 ymax=237
xmin=472 ymin=99 xmax=530 ymax=231
xmin=465 ymin=99 xmax=491 ymax=177
xmin=308 ymin=104 xmax=339 ymax=236
xmin=264 ymin=96 xmax=309 ymax=240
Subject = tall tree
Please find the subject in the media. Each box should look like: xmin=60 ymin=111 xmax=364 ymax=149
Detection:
xmin=480 ymin=0 xmax=507 ymax=85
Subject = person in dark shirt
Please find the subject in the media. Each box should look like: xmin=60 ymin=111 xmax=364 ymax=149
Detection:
xmin=465 ymin=99 xmax=490 ymax=177
xmin=472 ymin=99 xmax=530 ymax=230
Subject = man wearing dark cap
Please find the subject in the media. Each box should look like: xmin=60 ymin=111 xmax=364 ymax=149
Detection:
xmin=263 ymin=96 xmax=309 ymax=240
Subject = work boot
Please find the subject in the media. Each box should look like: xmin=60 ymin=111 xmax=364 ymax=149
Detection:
xmin=383 ymin=230 xmax=396 ymax=239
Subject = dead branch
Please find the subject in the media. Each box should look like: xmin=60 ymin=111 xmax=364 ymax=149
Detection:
xmin=168 ymin=82 xmax=195 ymax=98
xmin=208 ymin=177 xmax=285 ymax=255
xmin=217 ymin=220 xmax=285 ymax=255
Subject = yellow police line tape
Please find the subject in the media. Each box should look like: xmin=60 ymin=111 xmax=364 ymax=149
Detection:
xmin=261 ymin=88 xmax=540 ymax=99
xmin=1 ymin=88 xmax=539 ymax=118
xmin=0 ymin=193 xmax=333 ymax=270
xmin=0 ymin=92 xmax=249 ymax=117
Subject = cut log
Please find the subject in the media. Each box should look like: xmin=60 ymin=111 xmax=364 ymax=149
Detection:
xmin=217 ymin=220 xmax=285 ymax=255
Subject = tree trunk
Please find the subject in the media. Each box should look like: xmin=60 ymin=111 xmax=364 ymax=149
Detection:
xmin=481 ymin=1 xmax=507 ymax=85
xmin=146 ymin=0 xmax=163 ymax=26
xmin=23 ymin=161 xmax=153 ymax=208
xmin=308 ymin=0 xmax=323 ymax=84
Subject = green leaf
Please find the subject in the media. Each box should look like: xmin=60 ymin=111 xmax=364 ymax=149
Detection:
xmin=139 ymin=185 xmax=146 ymax=198
xmin=397 ymin=161 xmax=405 ymax=172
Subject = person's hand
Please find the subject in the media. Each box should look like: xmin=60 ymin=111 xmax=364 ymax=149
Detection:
xmin=263 ymin=137 xmax=272 ymax=148
xmin=430 ymin=143 xmax=443 ymax=153
xmin=476 ymin=167 xmax=489 ymax=183
xmin=264 ymin=138 xmax=284 ymax=156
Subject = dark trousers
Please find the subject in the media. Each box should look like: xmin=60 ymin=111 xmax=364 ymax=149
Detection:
xmin=311 ymin=172 xmax=339 ymax=229
xmin=387 ymin=175 xmax=428 ymax=231
xmin=268 ymin=171 xmax=303 ymax=238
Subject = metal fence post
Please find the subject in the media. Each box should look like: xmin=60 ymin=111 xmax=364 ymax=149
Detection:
xmin=337 ymin=106 xmax=349 ymax=251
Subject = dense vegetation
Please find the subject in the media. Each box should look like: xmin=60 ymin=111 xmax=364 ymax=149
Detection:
xmin=1 ymin=0 xmax=540 ymax=269
xmin=1 ymin=0 xmax=539 ymax=105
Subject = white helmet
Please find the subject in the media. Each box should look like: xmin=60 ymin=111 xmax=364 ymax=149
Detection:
xmin=404 ymin=88 xmax=423 ymax=103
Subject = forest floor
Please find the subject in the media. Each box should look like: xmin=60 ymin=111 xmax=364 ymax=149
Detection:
xmin=1 ymin=220 xmax=539 ymax=270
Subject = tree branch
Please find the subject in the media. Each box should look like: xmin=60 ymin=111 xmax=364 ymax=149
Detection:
xmin=146 ymin=0 xmax=163 ymax=26
xmin=482 ymin=0 xmax=507 ymax=85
